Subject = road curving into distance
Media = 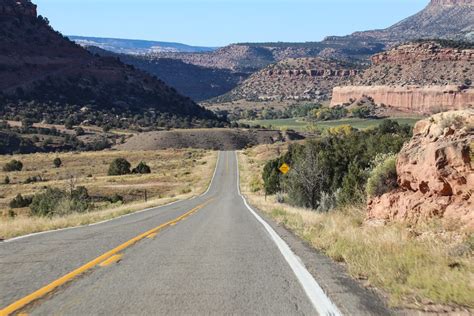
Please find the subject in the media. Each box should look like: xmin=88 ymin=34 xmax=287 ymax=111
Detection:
xmin=0 ymin=151 xmax=384 ymax=315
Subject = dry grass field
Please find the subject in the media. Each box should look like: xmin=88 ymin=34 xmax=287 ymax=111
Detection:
xmin=238 ymin=144 xmax=473 ymax=311
xmin=0 ymin=149 xmax=217 ymax=239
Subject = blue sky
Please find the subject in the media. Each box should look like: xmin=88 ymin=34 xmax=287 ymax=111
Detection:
xmin=35 ymin=0 xmax=429 ymax=47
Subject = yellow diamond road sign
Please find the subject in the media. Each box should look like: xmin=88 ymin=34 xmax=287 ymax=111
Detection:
xmin=279 ymin=163 xmax=290 ymax=175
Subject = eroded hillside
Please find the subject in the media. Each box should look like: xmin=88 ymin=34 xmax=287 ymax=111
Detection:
xmin=0 ymin=0 xmax=221 ymax=129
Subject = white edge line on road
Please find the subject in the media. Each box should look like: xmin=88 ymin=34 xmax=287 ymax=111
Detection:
xmin=235 ymin=151 xmax=342 ymax=316
xmin=3 ymin=152 xmax=221 ymax=244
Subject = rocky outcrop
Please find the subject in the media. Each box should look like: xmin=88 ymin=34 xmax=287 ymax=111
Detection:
xmin=371 ymin=42 xmax=473 ymax=65
xmin=430 ymin=0 xmax=473 ymax=6
xmin=331 ymin=86 xmax=474 ymax=114
xmin=0 ymin=0 xmax=37 ymax=17
xmin=331 ymin=41 xmax=474 ymax=114
xmin=367 ymin=110 xmax=474 ymax=231
xmin=213 ymin=57 xmax=362 ymax=103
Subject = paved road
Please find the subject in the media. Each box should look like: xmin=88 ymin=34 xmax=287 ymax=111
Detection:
xmin=0 ymin=151 xmax=345 ymax=315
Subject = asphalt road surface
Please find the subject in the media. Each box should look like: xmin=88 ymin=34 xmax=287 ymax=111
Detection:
xmin=0 ymin=151 xmax=379 ymax=315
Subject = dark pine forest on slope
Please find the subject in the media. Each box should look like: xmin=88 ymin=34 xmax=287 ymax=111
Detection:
xmin=0 ymin=0 xmax=224 ymax=131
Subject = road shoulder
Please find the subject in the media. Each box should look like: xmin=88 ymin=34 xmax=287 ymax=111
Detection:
xmin=248 ymin=199 xmax=392 ymax=315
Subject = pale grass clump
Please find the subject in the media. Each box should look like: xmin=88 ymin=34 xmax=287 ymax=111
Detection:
xmin=0 ymin=194 xmax=191 ymax=239
xmin=238 ymin=146 xmax=474 ymax=309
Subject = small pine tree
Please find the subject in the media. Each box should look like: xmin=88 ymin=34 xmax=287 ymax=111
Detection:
xmin=3 ymin=160 xmax=23 ymax=172
xmin=75 ymin=127 xmax=85 ymax=136
xmin=53 ymin=157 xmax=62 ymax=168
xmin=108 ymin=158 xmax=131 ymax=176
xmin=337 ymin=161 xmax=368 ymax=206
xmin=9 ymin=194 xmax=33 ymax=208
xmin=132 ymin=162 xmax=151 ymax=174
xmin=4 ymin=176 xmax=10 ymax=184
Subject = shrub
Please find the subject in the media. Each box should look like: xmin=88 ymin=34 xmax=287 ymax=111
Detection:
xmin=317 ymin=190 xmax=339 ymax=213
xmin=30 ymin=187 xmax=90 ymax=217
xmin=262 ymin=160 xmax=282 ymax=195
xmin=249 ymin=175 xmax=262 ymax=192
xmin=24 ymin=175 xmax=43 ymax=184
xmin=102 ymin=125 xmax=112 ymax=133
xmin=366 ymin=154 xmax=398 ymax=198
xmin=285 ymin=145 xmax=326 ymax=209
xmin=3 ymin=160 xmax=23 ymax=172
xmin=4 ymin=176 xmax=10 ymax=184
xmin=262 ymin=122 xmax=410 ymax=210
xmin=75 ymin=127 xmax=85 ymax=136
xmin=337 ymin=161 xmax=368 ymax=206
xmin=64 ymin=118 xmax=74 ymax=130
xmin=108 ymin=158 xmax=131 ymax=176
xmin=53 ymin=157 xmax=62 ymax=168
xmin=132 ymin=161 xmax=151 ymax=174
xmin=30 ymin=188 xmax=65 ymax=216
xmin=9 ymin=194 xmax=32 ymax=208
xmin=109 ymin=194 xmax=124 ymax=204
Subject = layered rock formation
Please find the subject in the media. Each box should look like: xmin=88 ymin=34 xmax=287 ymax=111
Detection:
xmin=213 ymin=58 xmax=363 ymax=103
xmin=330 ymin=0 xmax=474 ymax=44
xmin=367 ymin=110 xmax=474 ymax=231
xmin=370 ymin=42 xmax=473 ymax=65
xmin=332 ymin=86 xmax=473 ymax=114
xmin=331 ymin=41 xmax=474 ymax=114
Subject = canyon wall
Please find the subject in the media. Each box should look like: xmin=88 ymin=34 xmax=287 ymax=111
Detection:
xmin=331 ymin=41 xmax=474 ymax=114
xmin=370 ymin=44 xmax=473 ymax=65
xmin=331 ymin=86 xmax=473 ymax=114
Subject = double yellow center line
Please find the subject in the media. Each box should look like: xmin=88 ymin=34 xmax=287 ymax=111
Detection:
xmin=0 ymin=199 xmax=212 ymax=316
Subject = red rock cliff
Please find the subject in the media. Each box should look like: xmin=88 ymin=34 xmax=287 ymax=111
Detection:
xmin=331 ymin=42 xmax=474 ymax=113
xmin=367 ymin=110 xmax=474 ymax=232
xmin=331 ymin=86 xmax=474 ymax=114
xmin=371 ymin=43 xmax=473 ymax=65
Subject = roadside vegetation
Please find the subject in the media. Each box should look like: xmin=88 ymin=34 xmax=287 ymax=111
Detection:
xmin=262 ymin=120 xmax=411 ymax=209
xmin=239 ymin=116 xmax=422 ymax=132
xmin=0 ymin=149 xmax=217 ymax=239
xmin=238 ymin=126 xmax=473 ymax=311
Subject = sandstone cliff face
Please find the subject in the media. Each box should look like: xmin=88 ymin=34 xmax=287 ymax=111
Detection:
xmin=367 ymin=110 xmax=474 ymax=231
xmin=331 ymin=42 xmax=474 ymax=113
xmin=331 ymin=86 xmax=474 ymax=114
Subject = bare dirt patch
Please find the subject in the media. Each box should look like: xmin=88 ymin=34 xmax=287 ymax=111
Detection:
xmin=115 ymin=128 xmax=303 ymax=151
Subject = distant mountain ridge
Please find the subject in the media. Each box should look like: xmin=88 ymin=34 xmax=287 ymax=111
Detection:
xmin=86 ymin=46 xmax=248 ymax=102
xmin=327 ymin=0 xmax=474 ymax=45
xmin=69 ymin=36 xmax=216 ymax=54
xmin=148 ymin=0 xmax=472 ymax=74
